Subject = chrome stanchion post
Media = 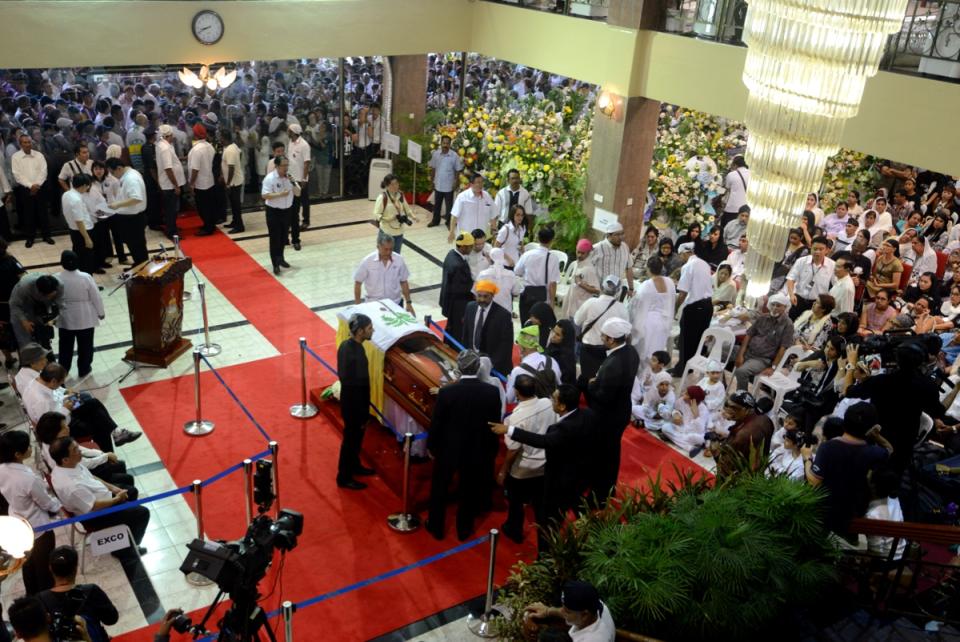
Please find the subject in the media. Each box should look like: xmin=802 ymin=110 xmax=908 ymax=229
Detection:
xmin=196 ymin=282 xmax=221 ymax=357
xmin=289 ymin=337 xmax=318 ymax=418
xmin=282 ymin=601 xmax=296 ymax=642
xmin=243 ymin=459 xmax=254 ymax=524
xmin=187 ymin=480 xmax=213 ymax=586
xmin=183 ymin=348 xmax=215 ymax=436
xmin=467 ymin=529 xmax=500 ymax=637
xmin=174 ymin=235 xmax=191 ymax=301
xmin=387 ymin=432 xmax=421 ymax=532
xmin=270 ymin=441 xmax=280 ymax=515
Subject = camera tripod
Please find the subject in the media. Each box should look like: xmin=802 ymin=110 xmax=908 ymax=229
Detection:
xmin=190 ymin=588 xmax=277 ymax=642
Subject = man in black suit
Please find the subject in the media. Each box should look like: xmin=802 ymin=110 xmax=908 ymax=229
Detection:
xmin=439 ymin=232 xmax=475 ymax=346
xmin=462 ymin=279 xmax=514 ymax=376
xmin=490 ymin=383 xmax=595 ymax=546
xmin=587 ymin=317 xmax=640 ymax=505
xmin=426 ymin=349 xmax=503 ymax=541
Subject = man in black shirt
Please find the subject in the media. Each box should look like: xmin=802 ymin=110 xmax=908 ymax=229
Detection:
xmin=803 ymin=402 xmax=890 ymax=535
xmin=37 ymin=546 xmax=118 ymax=641
xmin=336 ymin=313 xmax=375 ymax=490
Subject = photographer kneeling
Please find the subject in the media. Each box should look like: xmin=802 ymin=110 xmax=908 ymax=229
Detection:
xmin=38 ymin=546 xmax=117 ymax=641
xmin=8 ymin=595 xmax=91 ymax=642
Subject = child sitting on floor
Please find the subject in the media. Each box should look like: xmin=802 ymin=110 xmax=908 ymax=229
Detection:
xmin=631 ymin=351 xmax=672 ymax=424
xmin=661 ymin=385 xmax=708 ymax=455
xmin=865 ymin=467 xmax=907 ymax=559
xmin=635 ymin=370 xmax=675 ymax=431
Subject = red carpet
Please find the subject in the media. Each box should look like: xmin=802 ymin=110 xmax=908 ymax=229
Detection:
xmin=115 ymin=219 xmax=706 ymax=641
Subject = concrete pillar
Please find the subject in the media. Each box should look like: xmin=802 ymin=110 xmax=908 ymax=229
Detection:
xmin=608 ymin=0 xmax=663 ymax=30
xmin=583 ymin=95 xmax=661 ymax=250
xmin=389 ymin=55 xmax=427 ymax=136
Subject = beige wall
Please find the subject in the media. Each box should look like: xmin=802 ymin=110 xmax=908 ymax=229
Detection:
xmin=2 ymin=1 xmax=957 ymax=174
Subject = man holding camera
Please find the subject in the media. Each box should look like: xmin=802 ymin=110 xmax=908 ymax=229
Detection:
xmin=37 ymin=546 xmax=117 ymax=641
xmin=9 ymin=273 xmax=62 ymax=349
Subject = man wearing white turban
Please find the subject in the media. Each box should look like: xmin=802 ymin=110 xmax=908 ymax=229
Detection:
xmin=732 ymin=294 xmax=795 ymax=390
xmin=587 ymin=316 xmax=640 ymax=505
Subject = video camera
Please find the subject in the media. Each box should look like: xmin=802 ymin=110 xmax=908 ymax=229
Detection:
xmin=49 ymin=587 xmax=86 ymax=641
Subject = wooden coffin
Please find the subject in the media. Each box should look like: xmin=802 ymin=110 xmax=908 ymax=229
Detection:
xmin=382 ymin=332 xmax=459 ymax=428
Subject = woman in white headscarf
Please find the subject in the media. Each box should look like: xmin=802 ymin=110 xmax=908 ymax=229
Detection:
xmin=475 ymin=247 xmax=523 ymax=314
xmin=629 ymin=255 xmax=676 ymax=362
xmin=902 ymin=235 xmax=938 ymax=285
xmin=805 ymin=192 xmax=824 ymax=225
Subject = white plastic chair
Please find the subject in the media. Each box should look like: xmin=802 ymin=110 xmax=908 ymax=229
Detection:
xmin=550 ymin=249 xmax=569 ymax=276
xmin=681 ymin=326 xmax=736 ymax=389
xmin=751 ymin=344 xmax=807 ymax=417
xmin=916 ymin=412 xmax=934 ymax=445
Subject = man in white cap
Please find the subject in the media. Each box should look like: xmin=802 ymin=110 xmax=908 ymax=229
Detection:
xmin=156 ymin=124 xmax=185 ymax=239
xmin=732 ymin=293 xmax=794 ymax=390
xmin=574 ymin=274 xmax=628 ymax=389
xmin=592 ymin=222 xmax=634 ymax=298
xmin=671 ymin=241 xmax=714 ymax=377
xmin=587 ymin=316 xmax=640 ymax=505
xmin=287 ymin=122 xmax=311 ymax=233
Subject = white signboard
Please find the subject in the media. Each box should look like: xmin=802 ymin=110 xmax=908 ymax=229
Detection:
xmin=382 ymin=132 xmax=401 ymax=155
xmin=406 ymin=140 xmax=423 ymax=164
xmin=592 ymin=207 xmax=618 ymax=233
xmin=89 ymin=524 xmax=134 ymax=556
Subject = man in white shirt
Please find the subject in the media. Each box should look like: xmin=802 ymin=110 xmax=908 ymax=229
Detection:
xmin=829 ymin=257 xmax=856 ymax=317
xmin=832 ymin=218 xmax=859 ymax=255
xmin=427 ymin=135 xmax=464 ymax=228
xmin=188 ymin=123 xmax=217 ymax=236
xmin=261 ymin=155 xmax=295 ymax=275
xmin=56 ymin=250 xmax=105 ymax=377
xmin=515 ymin=227 xmax=561 ymax=323
xmin=13 ymin=343 xmax=47 ymax=396
xmin=723 ymin=205 xmax=749 ymax=250
xmin=524 ymin=580 xmax=616 ymax=642
xmin=672 ymin=242 xmax=714 ymax=377
xmin=353 ymin=233 xmax=414 ymax=313
xmin=591 ymin=222 xmax=634 ymax=297
xmin=498 ymin=373 xmax=556 ymax=544
xmin=23 ymin=362 xmax=139 ymax=452
xmin=57 ymin=145 xmax=92 ymax=192
xmin=11 ymin=133 xmax=52 ymax=247
xmin=494 ymin=169 xmax=534 ymax=226
xmin=49 ymin=436 xmax=150 ymax=552
xmin=156 ymin=124 xmax=185 ymax=239
xmin=105 ymin=158 xmax=148 ymax=263
xmin=448 ymin=173 xmax=496 ymax=243
xmin=221 ymin=129 xmax=246 ymax=233
xmin=286 ymin=123 xmax=312 ymax=231
xmin=786 ymin=235 xmax=835 ymax=320
xmin=721 ymin=155 xmax=750 ymax=230
xmin=505 ymin=326 xmax=562 ymax=405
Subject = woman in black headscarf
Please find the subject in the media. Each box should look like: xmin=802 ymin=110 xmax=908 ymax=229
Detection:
xmin=528 ymin=301 xmax=557 ymax=349
xmin=546 ymin=318 xmax=577 ymax=385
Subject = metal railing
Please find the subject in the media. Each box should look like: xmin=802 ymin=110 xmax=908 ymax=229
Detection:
xmin=480 ymin=0 xmax=610 ymax=21
xmin=658 ymin=0 xmax=960 ymax=84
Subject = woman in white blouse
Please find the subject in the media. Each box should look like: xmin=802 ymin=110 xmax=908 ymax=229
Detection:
xmin=495 ymin=204 xmax=527 ymax=267
xmin=55 ymin=250 xmax=105 ymax=379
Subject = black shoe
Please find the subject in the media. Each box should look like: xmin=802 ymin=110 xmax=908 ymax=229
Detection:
xmin=118 ymin=257 xmax=131 ymax=265
xmin=273 ymin=266 xmax=281 ymax=275
xmin=427 ymin=221 xmax=440 ymax=228
xmin=300 ymin=222 xmax=309 ymax=231
xmin=25 ymin=239 xmax=34 ymax=248
xmin=148 ymin=225 xmax=164 ymax=231
xmin=137 ymin=546 xmax=147 ymax=555
xmin=425 ymin=520 xmax=444 ymax=541
xmin=355 ymin=465 xmax=376 ymax=476
xmin=196 ymin=230 xmax=214 ymax=237
xmin=336 ymin=478 xmax=367 ymax=490
xmin=93 ymin=269 xmax=106 ymax=275
xmin=278 ymin=260 xmax=291 ymax=268
xmin=500 ymin=523 xmax=524 ymax=544
xmin=688 ymin=445 xmax=705 ymax=458
xmin=78 ymin=371 xmax=92 ymax=379
xmin=113 ymin=429 xmax=142 ymax=446
xmin=43 ymin=237 xmax=55 ymax=245
xmin=293 ymin=242 xmax=301 ymax=251
xmin=229 ymin=227 xmax=245 ymax=234
xmin=101 ymin=262 xmax=112 ymax=268
xmin=457 ymin=528 xmax=473 ymax=542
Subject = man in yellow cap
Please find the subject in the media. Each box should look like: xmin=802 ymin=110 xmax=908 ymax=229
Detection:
xmin=439 ymin=231 xmax=475 ymax=346
xmin=462 ymin=279 xmax=514 ymax=376
xmin=505 ymin=325 xmax=561 ymax=404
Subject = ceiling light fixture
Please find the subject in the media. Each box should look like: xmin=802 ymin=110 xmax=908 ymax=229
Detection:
xmin=178 ymin=65 xmax=237 ymax=93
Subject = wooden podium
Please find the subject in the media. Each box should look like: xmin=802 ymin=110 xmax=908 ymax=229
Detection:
xmin=123 ymin=256 xmax=193 ymax=366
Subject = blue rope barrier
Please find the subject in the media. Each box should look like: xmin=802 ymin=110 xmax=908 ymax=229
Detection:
xmin=198 ymin=353 xmax=273 ymax=443
xmin=36 ymin=449 xmax=272 ymax=533
xmin=424 ymin=319 xmax=508 ymax=383
xmin=302 ymin=344 xmax=428 ymax=442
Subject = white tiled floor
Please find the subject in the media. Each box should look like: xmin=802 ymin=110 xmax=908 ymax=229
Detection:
xmin=0 ymin=198 xmax=713 ymax=640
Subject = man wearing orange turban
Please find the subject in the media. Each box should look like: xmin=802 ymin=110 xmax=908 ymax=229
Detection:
xmin=462 ymin=278 xmax=514 ymax=376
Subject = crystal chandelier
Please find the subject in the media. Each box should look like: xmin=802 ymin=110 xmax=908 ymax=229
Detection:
xmin=178 ymin=65 xmax=237 ymax=93
xmin=741 ymin=0 xmax=907 ymax=305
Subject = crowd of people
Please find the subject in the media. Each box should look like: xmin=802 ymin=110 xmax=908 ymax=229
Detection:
xmin=348 ymin=152 xmax=960 ymax=568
